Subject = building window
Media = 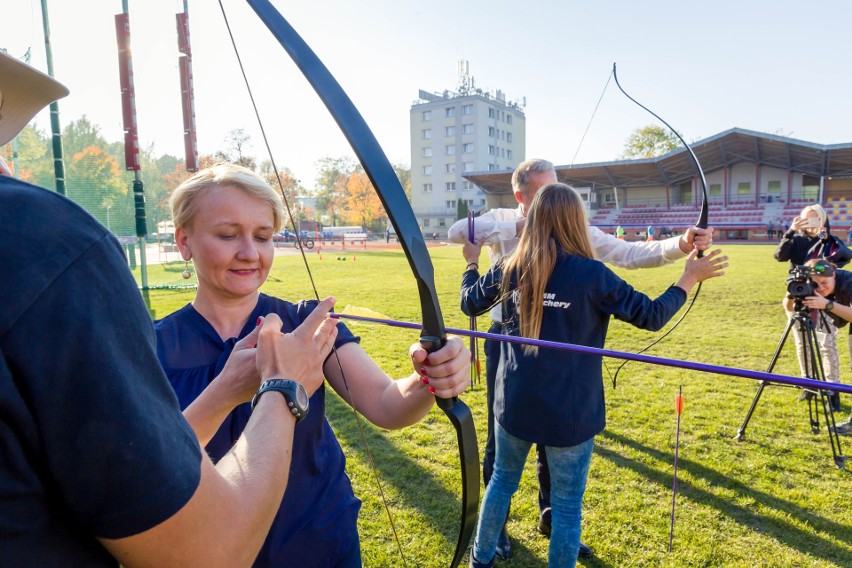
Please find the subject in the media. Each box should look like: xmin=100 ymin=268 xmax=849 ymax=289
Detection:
xmin=446 ymin=163 xmax=456 ymax=174
xmin=737 ymin=182 xmax=751 ymax=195
xmin=768 ymin=180 xmax=781 ymax=193
xmin=423 ymin=218 xmax=430 ymax=227
xmin=463 ymin=180 xmax=474 ymax=190
xmin=463 ymin=162 xmax=474 ymax=172
xmin=446 ymin=200 xmax=456 ymax=209
xmin=422 ymin=165 xmax=432 ymax=175
xmin=445 ymin=126 xmax=456 ymax=136
xmin=422 ymin=129 xmax=432 ymax=139
xmin=439 ymin=218 xmax=446 ymax=227
xmin=709 ymin=183 xmax=721 ymax=196
xmin=466 ymin=199 xmax=475 ymax=207
xmin=480 ymin=199 xmax=486 ymax=206
xmin=445 ymin=145 xmax=456 ymax=155
xmin=462 ymin=123 xmax=474 ymax=134
xmin=422 ymin=183 xmax=433 ymax=192
xmin=422 ymin=110 xmax=431 ymax=121
xmin=488 ymin=164 xmax=497 ymax=171
xmin=463 ymin=104 xmax=473 ymax=115
xmin=507 ymin=150 xmax=513 ymax=160
xmin=501 ymin=148 xmax=505 ymax=158
xmin=507 ymin=132 xmax=512 ymax=143
xmin=507 ymin=114 xmax=513 ymax=124
xmin=446 ymin=182 xmax=457 ymax=191
xmin=488 ymin=145 xmax=496 ymax=155
xmin=445 ymin=107 xmax=455 ymax=118
xmin=463 ymin=143 xmax=474 ymax=153
xmin=488 ymin=126 xmax=496 ymax=137
xmin=488 ymin=108 xmax=496 ymax=118
xmin=422 ymin=147 xmax=432 ymax=157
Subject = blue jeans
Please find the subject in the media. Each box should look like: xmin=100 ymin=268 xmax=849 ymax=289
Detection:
xmin=472 ymin=423 xmax=594 ymax=568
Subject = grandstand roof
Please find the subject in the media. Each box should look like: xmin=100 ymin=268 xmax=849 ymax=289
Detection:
xmin=465 ymin=128 xmax=852 ymax=195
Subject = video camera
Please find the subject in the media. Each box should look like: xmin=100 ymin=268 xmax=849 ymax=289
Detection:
xmin=787 ymin=265 xmax=816 ymax=298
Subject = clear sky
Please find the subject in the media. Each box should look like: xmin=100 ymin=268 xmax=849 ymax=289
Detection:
xmin=6 ymin=0 xmax=851 ymax=187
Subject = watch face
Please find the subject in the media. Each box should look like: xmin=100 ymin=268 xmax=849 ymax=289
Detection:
xmin=296 ymin=384 xmax=309 ymax=407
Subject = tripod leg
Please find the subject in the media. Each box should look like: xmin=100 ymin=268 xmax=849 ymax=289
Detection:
xmin=735 ymin=316 xmax=797 ymax=441
xmin=804 ymin=317 xmax=846 ymax=468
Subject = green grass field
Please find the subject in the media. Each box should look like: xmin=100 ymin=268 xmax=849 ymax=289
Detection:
xmin=142 ymin=244 xmax=852 ymax=567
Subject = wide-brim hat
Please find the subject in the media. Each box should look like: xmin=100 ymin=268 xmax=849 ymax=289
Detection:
xmin=0 ymin=50 xmax=69 ymax=146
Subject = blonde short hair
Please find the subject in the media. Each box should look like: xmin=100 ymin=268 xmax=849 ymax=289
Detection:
xmin=170 ymin=163 xmax=285 ymax=232
xmin=800 ymin=204 xmax=827 ymax=227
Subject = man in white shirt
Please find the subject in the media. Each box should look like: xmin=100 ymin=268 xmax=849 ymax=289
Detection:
xmin=448 ymin=158 xmax=713 ymax=560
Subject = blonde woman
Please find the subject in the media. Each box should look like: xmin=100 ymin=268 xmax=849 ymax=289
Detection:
xmin=461 ymin=183 xmax=726 ymax=567
xmin=775 ymin=203 xmax=852 ymax=410
xmin=157 ymin=163 xmax=471 ymax=567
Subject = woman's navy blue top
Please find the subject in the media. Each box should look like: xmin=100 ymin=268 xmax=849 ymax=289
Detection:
xmin=155 ymin=294 xmax=361 ymax=567
xmin=461 ymin=251 xmax=686 ymax=448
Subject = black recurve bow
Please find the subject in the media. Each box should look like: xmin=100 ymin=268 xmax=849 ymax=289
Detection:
xmin=243 ymin=2 xmax=479 ymax=566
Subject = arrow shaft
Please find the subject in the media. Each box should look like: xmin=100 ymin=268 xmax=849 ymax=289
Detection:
xmin=331 ymin=313 xmax=852 ymax=394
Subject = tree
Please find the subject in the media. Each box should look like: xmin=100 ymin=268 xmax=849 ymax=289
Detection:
xmin=345 ymin=166 xmax=383 ymax=230
xmin=620 ymin=124 xmax=681 ymax=159
xmin=4 ymin=125 xmax=52 ymax=186
xmin=63 ymin=116 xmax=108 ymax=156
xmin=259 ymin=160 xmax=303 ymax=216
xmin=392 ymin=163 xmax=411 ymax=200
xmin=456 ymin=198 xmax=469 ymax=220
xmin=314 ymin=156 xmax=354 ymax=226
xmin=65 ymin=146 xmax=128 ymax=233
xmin=216 ymin=128 xmax=256 ymax=170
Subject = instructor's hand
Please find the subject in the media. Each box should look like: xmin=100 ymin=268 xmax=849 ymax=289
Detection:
xmin=256 ymin=297 xmax=338 ymax=396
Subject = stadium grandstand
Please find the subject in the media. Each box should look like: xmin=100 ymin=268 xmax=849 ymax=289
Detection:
xmin=464 ymin=128 xmax=852 ymax=242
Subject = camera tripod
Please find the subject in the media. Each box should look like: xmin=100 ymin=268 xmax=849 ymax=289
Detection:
xmin=734 ymin=298 xmax=846 ymax=469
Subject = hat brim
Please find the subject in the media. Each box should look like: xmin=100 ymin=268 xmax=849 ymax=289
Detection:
xmin=0 ymin=51 xmax=69 ymax=146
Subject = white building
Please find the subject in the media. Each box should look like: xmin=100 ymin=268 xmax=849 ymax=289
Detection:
xmin=410 ymin=63 xmax=526 ymax=236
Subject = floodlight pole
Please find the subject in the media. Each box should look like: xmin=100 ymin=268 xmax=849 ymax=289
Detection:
xmin=117 ymin=0 xmax=148 ymax=288
xmin=40 ymin=0 xmax=67 ymax=195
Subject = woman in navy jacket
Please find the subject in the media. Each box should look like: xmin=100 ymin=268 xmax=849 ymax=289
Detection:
xmin=461 ymin=183 xmax=727 ymax=567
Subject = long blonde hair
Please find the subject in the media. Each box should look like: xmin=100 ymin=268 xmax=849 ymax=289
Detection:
xmin=501 ymin=183 xmax=595 ymax=353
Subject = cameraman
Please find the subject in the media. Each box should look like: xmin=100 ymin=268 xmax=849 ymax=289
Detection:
xmin=795 ymin=259 xmax=852 ymax=433
xmin=775 ymin=205 xmax=852 ymax=411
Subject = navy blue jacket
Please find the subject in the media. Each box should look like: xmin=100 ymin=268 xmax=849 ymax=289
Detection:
xmin=461 ymin=251 xmax=686 ymax=447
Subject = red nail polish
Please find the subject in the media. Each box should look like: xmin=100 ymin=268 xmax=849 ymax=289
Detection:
xmin=256 ymin=317 xmax=262 ymax=326
xmin=421 ymin=376 xmax=429 ymax=384
xmin=420 ymin=367 xmax=427 ymax=375
xmin=428 ymin=386 xmax=436 ymax=394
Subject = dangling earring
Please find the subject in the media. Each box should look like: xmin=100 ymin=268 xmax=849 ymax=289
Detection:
xmin=182 ymin=260 xmax=193 ymax=280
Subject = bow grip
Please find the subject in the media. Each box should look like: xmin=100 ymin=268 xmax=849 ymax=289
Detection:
xmin=420 ymin=335 xmax=456 ymax=410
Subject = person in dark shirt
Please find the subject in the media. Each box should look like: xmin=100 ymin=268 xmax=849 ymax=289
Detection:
xmin=460 ymin=183 xmax=726 ymax=568
xmin=157 ymin=162 xmax=471 ymax=567
xmin=798 ymin=259 xmax=852 ymax=433
xmin=0 ymin=50 xmax=340 ymax=567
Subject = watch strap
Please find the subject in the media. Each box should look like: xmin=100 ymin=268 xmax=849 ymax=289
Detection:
xmin=251 ymin=379 xmax=309 ymax=422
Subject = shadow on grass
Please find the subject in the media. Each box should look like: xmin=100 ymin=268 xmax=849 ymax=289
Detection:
xmin=326 ymin=393 xmax=482 ymax=560
xmin=328 ymin=392 xmax=617 ymax=567
xmin=597 ymin=430 xmax=852 ymax=564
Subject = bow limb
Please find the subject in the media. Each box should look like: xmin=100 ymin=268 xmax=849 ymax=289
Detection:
xmin=611 ymin=63 xmax=709 ymax=248
xmin=606 ymin=64 xmax=710 ymax=387
xmin=244 ymin=2 xmax=479 ymax=566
